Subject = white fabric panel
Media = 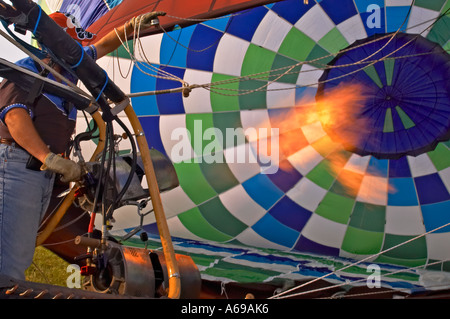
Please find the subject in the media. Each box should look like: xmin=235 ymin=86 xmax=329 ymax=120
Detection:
xmin=219 ymin=184 xmax=266 ymax=226
xmin=224 ymin=143 xmax=261 ymax=183
xmin=235 ymin=228 xmax=290 ymax=250
xmin=386 ymin=0 xmax=416 ymax=6
xmin=296 ymin=64 xmax=323 ymax=88
xmin=134 ymin=33 xmax=163 ymax=65
xmin=407 ymin=6 xmax=441 ymax=37
xmin=385 ymin=206 xmax=426 ymax=235
xmin=344 ymin=154 xmax=371 ymax=175
xmin=287 ymin=145 xmax=324 ymax=175
xmin=295 ymin=4 xmax=335 ymax=42
xmin=167 ymin=216 xmax=205 ymax=241
xmin=356 ymin=175 xmax=389 ymax=205
xmin=240 ymin=109 xmax=272 ymax=131
xmin=337 ymin=14 xmax=368 ymax=44
xmin=266 ymin=82 xmax=297 ymax=109
xmin=287 ymin=177 xmax=327 ymax=212
xmin=301 ymin=213 xmax=347 ymax=248
xmin=160 ymin=186 xmax=197 ymax=217
xmin=301 ymin=121 xmax=327 ymax=144
xmin=426 ymin=232 xmax=450 ymax=261
xmin=439 ymin=167 xmax=450 ymax=192
xmin=407 ymin=154 xmax=438 ymax=177
xmin=252 ymin=10 xmax=293 ymax=52
xmin=213 ymin=33 xmax=250 ymax=76
xmin=182 ymin=68 xmax=213 ymax=113
xmin=159 ymin=114 xmax=196 ymax=162
xmin=97 ymin=56 xmax=132 ymax=94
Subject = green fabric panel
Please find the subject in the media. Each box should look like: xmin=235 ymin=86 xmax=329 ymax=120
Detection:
xmin=189 ymin=253 xmax=223 ymax=267
xmin=383 ymin=108 xmax=394 ymax=133
xmin=241 ymin=43 xmax=276 ymax=80
xmin=109 ymin=40 xmax=134 ymax=59
xmin=375 ymin=254 xmax=427 ymax=268
xmin=330 ymin=169 xmax=364 ymax=198
xmin=210 ymin=73 xmax=240 ymax=112
xmin=349 ymin=202 xmax=386 ymax=232
xmin=318 ymin=27 xmax=349 ymax=53
xmin=427 ymin=143 xmax=450 ymax=171
xmin=363 ymin=65 xmax=383 ymax=88
xmin=177 ymin=207 xmax=232 ymax=242
xmin=383 ymin=59 xmax=395 ymax=86
xmin=278 ymin=27 xmax=316 ymax=62
xmin=186 ymin=113 xmax=222 ymax=157
xmin=238 ymin=79 xmax=267 ymax=110
xmin=395 ymin=106 xmax=415 ymax=129
xmin=201 ymin=260 xmax=281 ymax=283
xmin=426 ymin=14 xmax=450 ymax=47
xmin=414 ymin=0 xmax=446 ymax=11
xmin=271 ymin=54 xmax=302 ymax=84
xmin=198 ymin=156 xmax=240 ymax=194
xmin=198 ymin=197 xmax=247 ymax=237
xmin=173 ymin=161 xmax=217 ymax=204
xmin=381 ymin=234 xmax=428 ymax=260
xmin=306 ymin=159 xmax=338 ymax=190
xmin=341 ymin=226 xmax=384 ymax=255
xmin=315 ymin=191 xmax=355 ymax=224
xmin=212 ymin=111 xmax=246 ymax=148
xmin=305 ymin=44 xmax=334 ymax=67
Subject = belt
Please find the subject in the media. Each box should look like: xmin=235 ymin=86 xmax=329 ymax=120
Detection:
xmin=0 ymin=138 xmax=25 ymax=150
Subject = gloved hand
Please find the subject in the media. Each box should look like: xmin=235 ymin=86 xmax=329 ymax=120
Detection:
xmin=129 ymin=11 xmax=166 ymax=29
xmin=41 ymin=152 xmax=82 ymax=183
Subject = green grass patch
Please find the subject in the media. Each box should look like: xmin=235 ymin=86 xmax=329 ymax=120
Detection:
xmin=25 ymin=246 xmax=72 ymax=287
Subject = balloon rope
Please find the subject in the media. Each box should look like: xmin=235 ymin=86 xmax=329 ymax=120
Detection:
xmin=270 ymin=220 xmax=450 ymax=299
xmin=110 ymin=5 xmax=448 ymax=99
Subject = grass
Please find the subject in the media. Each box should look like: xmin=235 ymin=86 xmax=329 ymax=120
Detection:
xmin=25 ymin=246 xmax=72 ymax=287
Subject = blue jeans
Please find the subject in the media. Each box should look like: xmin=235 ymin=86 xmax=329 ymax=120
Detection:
xmin=0 ymin=144 xmax=54 ymax=280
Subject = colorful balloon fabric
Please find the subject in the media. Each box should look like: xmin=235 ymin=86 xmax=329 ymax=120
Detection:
xmin=51 ymin=0 xmax=450 ymax=271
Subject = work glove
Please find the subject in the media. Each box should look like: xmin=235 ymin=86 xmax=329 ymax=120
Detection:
xmin=41 ymin=152 xmax=82 ymax=183
xmin=129 ymin=11 xmax=166 ymax=29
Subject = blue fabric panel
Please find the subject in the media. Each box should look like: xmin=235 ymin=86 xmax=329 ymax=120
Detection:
xmin=130 ymin=62 xmax=159 ymax=116
xmin=271 ymin=0 xmax=315 ymax=24
xmin=160 ymin=26 xmax=195 ymax=68
xmin=226 ymin=5 xmax=268 ymax=42
xmin=366 ymin=157 xmax=389 ymax=177
xmin=319 ymin=0 xmax=358 ymax=25
xmin=202 ymin=16 xmax=231 ymax=32
xmin=242 ymin=173 xmax=284 ymax=210
xmin=252 ymin=213 xmax=299 ymax=248
xmin=388 ymin=178 xmax=419 ymax=206
xmin=187 ymin=24 xmax=222 ymax=72
xmin=421 ymin=201 xmax=450 ymax=233
xmin=294 ymin=235 xmax=340 ymax=257
xmin=386 ymin=6 xmax=411 ymax=32
xmin=267 ymin=160 xmax=302 ymax=193
xmin=415 ymin=173 xmax=450 ymax=205
xmin=155 ymin=66 xmax=185 ymax=115
xmin=389 ymin=157 xmax=412 ymax=178
xmin=268 ymin=196 xmax=311 ymax=232
xmin=139 ymin=116 xmax=168 ymax=158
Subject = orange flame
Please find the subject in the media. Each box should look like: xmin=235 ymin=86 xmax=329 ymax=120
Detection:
xmin=255 ymin=83 xmax=396 ymax=202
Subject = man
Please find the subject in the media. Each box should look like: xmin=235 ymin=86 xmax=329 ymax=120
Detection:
xmin=0 ymin=10 xmax=165 ymax=280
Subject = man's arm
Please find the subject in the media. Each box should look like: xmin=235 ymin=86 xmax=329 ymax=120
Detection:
xmin=4 ymin=108 xmax=82 ymax=182
xmin=93 ymin=11 xmax=166 ymax=59
xmin=4 ymin=108 xmax=50 ymax=163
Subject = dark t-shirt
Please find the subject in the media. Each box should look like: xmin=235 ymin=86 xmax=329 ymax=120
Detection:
xmin=0 ymin=80 xmax=76 ymax=154
xmin=0 ymin=45 xmax=97 ymax=154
